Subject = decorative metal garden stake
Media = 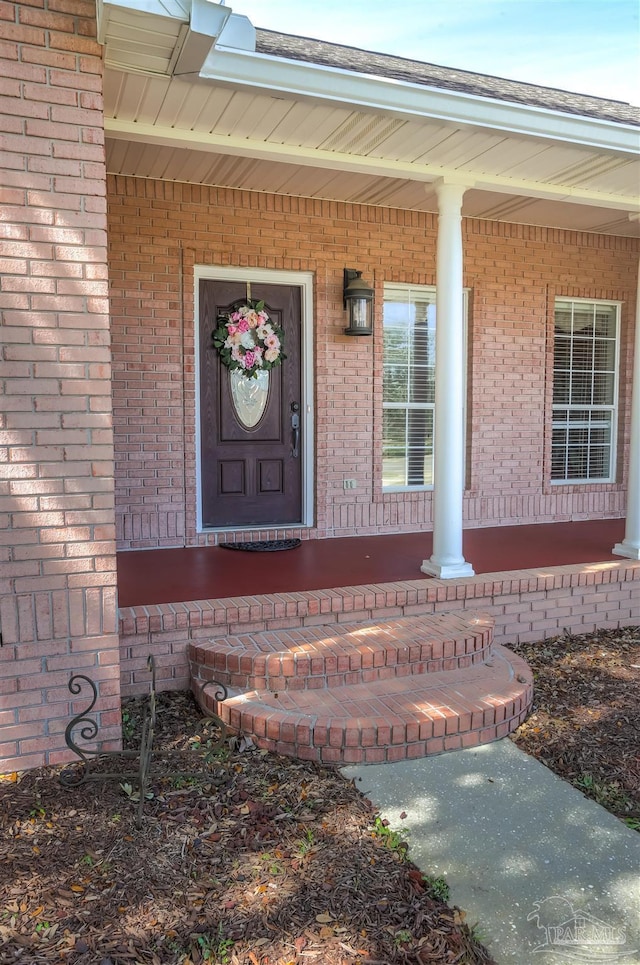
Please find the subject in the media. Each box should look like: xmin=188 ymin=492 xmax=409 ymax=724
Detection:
xmin=61 ymin=655 xmax=229 ymax=827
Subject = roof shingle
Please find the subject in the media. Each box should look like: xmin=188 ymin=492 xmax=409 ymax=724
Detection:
xmin=255 ymin=29 xmax=640 ymax=127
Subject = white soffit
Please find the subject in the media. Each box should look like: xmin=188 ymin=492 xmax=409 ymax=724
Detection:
xmin=200 ymin=47 xmax=639 ymax=155
xmin=104 ymin=138 xmax=639 ymax=236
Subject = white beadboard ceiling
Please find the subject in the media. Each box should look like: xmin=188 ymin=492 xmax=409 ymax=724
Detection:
xmin=100 ymin=2 xmax=640 ymax=237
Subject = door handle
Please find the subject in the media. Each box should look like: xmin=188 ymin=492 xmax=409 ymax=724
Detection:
xmin=291 ymin=402 xmax=300 ymax=458
xmin=291 ymin=412 xmax=300 ymax=457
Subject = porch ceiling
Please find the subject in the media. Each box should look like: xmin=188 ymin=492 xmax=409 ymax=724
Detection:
xmin=101 ymin=4 xmax=640 ymax=237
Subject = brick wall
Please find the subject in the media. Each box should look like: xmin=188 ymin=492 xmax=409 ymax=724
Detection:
xmin=108 ymin=178 xmax=638 ymax=549
xmin=0 ymin=0 xmax=120 ymax=771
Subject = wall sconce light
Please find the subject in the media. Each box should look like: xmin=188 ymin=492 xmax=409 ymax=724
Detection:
xmin=343 ymin=269 xmax=374 ymax=335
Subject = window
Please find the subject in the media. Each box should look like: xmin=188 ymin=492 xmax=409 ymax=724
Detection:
xmin=382 ymin=286 xmax=437 ymax=490
xmin=552 ymin=299 xmax=620 ymax=484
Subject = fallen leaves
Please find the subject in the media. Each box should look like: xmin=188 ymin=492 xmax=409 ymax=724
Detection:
xmin=2 ymin=625 xmax=636 ymax=965
xmin=509 ymin=626 xmax=640 ymax=824
xmin=0 ymin=677 xmax=545 ymax=965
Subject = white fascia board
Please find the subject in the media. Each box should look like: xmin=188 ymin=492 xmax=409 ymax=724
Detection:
xmin=104 ymin=119 xmax=640 ymax=213
xmin=201 ymin=48 xmax=640 ymax=156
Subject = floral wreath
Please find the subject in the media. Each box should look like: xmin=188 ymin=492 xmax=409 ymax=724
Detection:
xmin=212 ymin=300 xmax=286 ymax=379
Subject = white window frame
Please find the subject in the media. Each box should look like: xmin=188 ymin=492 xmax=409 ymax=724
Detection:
xmin=382 ymin=283 xmax=468 ymax=493
xmin=551 ymin=297 xmax=620 ymax=485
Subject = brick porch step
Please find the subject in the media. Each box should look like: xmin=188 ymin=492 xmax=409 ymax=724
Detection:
xmin=189 ymin=611 xmax=493 ymax=693
xmin=189 ymin=612 xmax=533 ymax=765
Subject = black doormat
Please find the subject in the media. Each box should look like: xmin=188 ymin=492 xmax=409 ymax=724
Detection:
xmin=219 ymin=538 xmax=302 ymax=552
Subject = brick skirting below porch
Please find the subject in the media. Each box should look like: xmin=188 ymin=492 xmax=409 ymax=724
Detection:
xmin=118 ymin=559 xmax=640 ymax=696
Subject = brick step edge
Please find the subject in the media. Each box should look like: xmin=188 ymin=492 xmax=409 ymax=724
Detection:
xmin=189 ymin=612 xmax=494 ymax=693
xmin=192 ymin=645 xmax=533 ymax=766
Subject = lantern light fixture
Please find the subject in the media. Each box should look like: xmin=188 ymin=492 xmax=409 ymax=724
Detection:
xmin=343 ymin=268 xmax=374 ymax=335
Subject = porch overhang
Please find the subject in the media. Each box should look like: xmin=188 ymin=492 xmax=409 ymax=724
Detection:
xmin=98 ymin=1 xmax=640 ymax=237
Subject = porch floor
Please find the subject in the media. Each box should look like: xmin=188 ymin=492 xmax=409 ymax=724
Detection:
xmin=117 ymin=517 xmax=626 ymax=607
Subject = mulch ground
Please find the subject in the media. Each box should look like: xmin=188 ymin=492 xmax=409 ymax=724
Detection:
xmin=508 ymin=625 xmax=640 ymax=828
xmin=0 ymin=699 xmax=495 ymax=965
xmin=1 ymin=625 xmax=638 ymax=965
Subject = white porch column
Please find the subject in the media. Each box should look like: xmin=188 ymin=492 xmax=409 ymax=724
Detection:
xmin=421 ymin=181 xmax=474 ymax=579
xmin=613 ymin=255 xmax=640 ymax=560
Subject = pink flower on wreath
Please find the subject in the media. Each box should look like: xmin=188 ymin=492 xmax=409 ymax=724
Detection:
xmin=213 ymin=302 xmax=283 ymax=377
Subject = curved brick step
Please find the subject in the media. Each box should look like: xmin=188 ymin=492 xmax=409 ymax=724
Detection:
xmin=189 ymin=611 xmax=493 ymax=693
xmin=193 ymin=644 xmax=533 ymax=765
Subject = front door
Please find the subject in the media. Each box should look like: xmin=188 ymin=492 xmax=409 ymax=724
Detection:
xmin=199 ymin=279 xmax=303 ymax=528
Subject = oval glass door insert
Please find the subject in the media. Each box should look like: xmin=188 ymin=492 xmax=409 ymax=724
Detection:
xmin=230 ymin=369 xmax=270 ymax=428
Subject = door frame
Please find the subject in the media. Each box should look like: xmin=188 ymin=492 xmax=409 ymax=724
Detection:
xmin=194 ymin=265 xmax=315 ymax=533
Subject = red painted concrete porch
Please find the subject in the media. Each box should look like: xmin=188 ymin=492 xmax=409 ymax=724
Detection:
xmin=117 ymin=518 xmax=627 ymax=607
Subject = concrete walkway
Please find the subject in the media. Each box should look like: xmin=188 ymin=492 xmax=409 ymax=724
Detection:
xmin=343 ymin=739 xmax=640 ymax=965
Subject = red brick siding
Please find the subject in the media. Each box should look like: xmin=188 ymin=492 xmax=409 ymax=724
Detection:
xmin=0 ymin=1 xmax=120 ymax=772
xmin=108 ymin=178 xmax=638 ymax=549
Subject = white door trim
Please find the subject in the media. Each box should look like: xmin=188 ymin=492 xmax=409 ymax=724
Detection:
xmin=194 ymin=265 xmax=315 ymax=532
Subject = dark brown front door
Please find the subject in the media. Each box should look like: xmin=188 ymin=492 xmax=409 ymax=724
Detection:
xmin=199 ymin=279 xmax=303 ymax=528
